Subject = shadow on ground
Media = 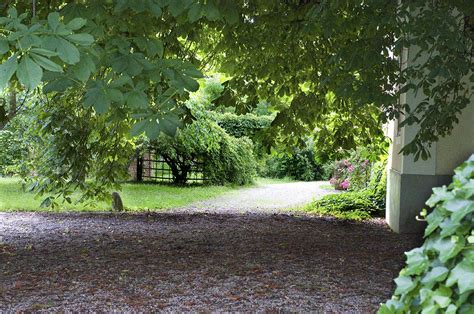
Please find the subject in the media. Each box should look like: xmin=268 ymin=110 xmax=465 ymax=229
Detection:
xmin=0 ymin=212 xmax=421 ymax=312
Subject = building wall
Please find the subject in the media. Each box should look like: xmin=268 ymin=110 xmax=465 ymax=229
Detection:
xmin=386 ymin=43 xmax=474 ymax=233
xmin=436 ymin=100 xmax=474 ymax=175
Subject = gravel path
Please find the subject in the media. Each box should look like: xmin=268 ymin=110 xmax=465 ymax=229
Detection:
xmin=0 ymin=210 xmax=421 ymax=312
xmin=175 ymin=181 xmax=338 ymax=214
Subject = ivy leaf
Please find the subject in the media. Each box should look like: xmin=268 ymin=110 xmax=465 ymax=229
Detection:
xmin=424 ymin=209 xmax=445 ymax=237
xmin=404 ymin=248 xmax=429 ymax=275
xmin=439 ymin=218 xmax=461 ymax=238
xmin=0 ymin=54 xmax=18 ymax=90
xmin=443 ymin=199 xmax=473 ymax=223
xmin=426 ymin=187 xmax=454 ymax=207
xmin=421 ymin=267 xmax=449 ymax=285
xmin=446 ymin=258 xmax=474 ymax=294
xmin=30 ymin=53 xmax=63 ymax=72
xmin=394 ymin=276 xmax=417 ymax=295
xmin=431 ymin=236 xmax=465 ymax=263
xmin=17 ymin=56 xmax=42 ymax=90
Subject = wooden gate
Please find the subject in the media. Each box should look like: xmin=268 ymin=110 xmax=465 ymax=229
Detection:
xmin=130 ymin=149 xmax=207 ymax=184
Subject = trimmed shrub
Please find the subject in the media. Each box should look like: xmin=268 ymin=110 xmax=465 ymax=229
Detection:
xmin=379 ymin=155 xmax=474 ymax=313
xmin=216 ymin=112 xmax=273 ymax=138
xmin=306 ymin=190 xmax=382 ymax=221
xmin=307 ymin=159 xmax=387 ymax=220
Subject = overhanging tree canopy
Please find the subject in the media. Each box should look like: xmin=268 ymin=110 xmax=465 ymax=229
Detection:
xmin=0 ymin=0 xmax=472 ymax=201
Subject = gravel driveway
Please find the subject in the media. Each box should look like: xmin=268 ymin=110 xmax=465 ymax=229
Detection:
xmin=175 ymin=181 xmax=338 ymax=214
xmin=0 ymin=182 xmax=421 ymax=312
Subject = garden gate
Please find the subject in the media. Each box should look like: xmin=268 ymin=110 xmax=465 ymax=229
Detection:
xmin=129 ymin=149 xmax=207 ymax=184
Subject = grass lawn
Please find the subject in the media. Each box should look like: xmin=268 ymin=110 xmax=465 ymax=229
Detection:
xmin=0 ymin=177 xmax=239 ymax=212
xmin=255 ymin=177 xmax=295 ymax=184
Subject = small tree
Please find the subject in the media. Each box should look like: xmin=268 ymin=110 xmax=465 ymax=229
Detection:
xmin=151 ymin=117 xmax=256 ymax=185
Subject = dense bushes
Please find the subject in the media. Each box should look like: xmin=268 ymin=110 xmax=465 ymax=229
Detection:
xmin=379 ymin=155 xmax=474 ymax=313
xmin=0 ymin=129 xmax=27 ymax=176
xmin=203 ymin=135 xmax=256 ymax=185
xmin=216 ymin=113 xmax=273 ymax=138
xmin=151 ymin=117 xmax=256 ymax=185
xmin=306 ymin=190 xmax=379 ymax=220
xmin=306 ymin=158 xmax=387 ymax=220
xmin=263 ymin=141 xmax=325 ymax=181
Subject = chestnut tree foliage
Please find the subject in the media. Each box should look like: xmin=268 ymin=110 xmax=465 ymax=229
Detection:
xmin=0 ymin=0 xmax=473 ymax=204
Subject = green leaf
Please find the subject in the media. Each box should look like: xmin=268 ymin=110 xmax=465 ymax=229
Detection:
xmin=446 ymin=258 xmax=474 ymax=294
xmin=40 ymin=197 xmax=52 ymax=208
xmin=67 ymin=18 xmax=87 ymax=30
xmin=30 ymin=53 xmax=63 ymax=72
xmin=71 ymin=54 xmax=95 ymax=83
xmin=130 ymin=120 xmax=148 ymax=136
xmin=47 ymin=12 xmax=61 ymax=31
xmin=84 ymin=82 xmax=111 ymax=114
xmin=424 ymin=209 xmax=445 ymax=237
xmin=0 ymin=54 xmax=18 ymax=90
xmin=67 ymin=33 xmax=94 ymax=46
xmin=30 ymin=48 xmax=57 ymax=57
xmin=159 ymin=112 xmax=181 ymax=137
xmin=145 ymin=120 xmax=161 ymax=138
xmin=446 ymin=304 xmax=457 ymax=314
xmin=182 ymin=75 xmax=199 ymax=92
xmin=405 ymin=248 xmax=429 ymax=275
xmin=155 ymin=40 xmax=164 ymax=58
xmin=426 ymin=186 xmax=454 ymax=207
xmin=421 ymin=266 xmax=449 ymax=285
xmin=183 ymin=67 xmax=203 ymax=78
xmin=431 ymin=236 xmax=465 ymax=263
xmin=56 ymin=37 xmax=80 ymax=64
xmin=0 ymin=38 xmax=9 ymax=54
xmin=168 ymin=1 xmax=185 ymax=17
xmin=148 ymin=1 xmax=163 ymax=17
xmin=188 ymin=3 xmax=203 ymax=22
xmin=126 ymin=90 xmax=148 ymax=109
xmin=17 ymin=56 xmax=42 ymax=90
xmin=394 ymin=276 xmax=417 ymax=295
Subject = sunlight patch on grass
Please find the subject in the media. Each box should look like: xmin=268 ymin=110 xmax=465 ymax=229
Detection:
xmin=0 ymin=177 xmax=236 ymax=212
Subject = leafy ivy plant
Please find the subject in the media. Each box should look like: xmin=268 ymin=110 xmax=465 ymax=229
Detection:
xmin=379 ymin=155 xmax=474 ymax=313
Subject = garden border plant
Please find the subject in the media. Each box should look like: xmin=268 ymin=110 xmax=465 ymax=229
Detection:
xmin=379 ymin=155 xmax=474 ymax=313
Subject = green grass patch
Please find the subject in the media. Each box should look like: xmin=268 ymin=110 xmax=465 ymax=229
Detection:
xmin=0 ymin=177 xmax=237 ymax=212
xmin=255 ymin=177 xmax=295 ymax=185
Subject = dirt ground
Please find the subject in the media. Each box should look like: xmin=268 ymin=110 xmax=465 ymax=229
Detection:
xmin=0 ymin=212 xmax=421 ymax=312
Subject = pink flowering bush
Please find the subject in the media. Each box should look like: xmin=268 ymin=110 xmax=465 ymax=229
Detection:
xmin=328 ymin=154 xmax=372 ymax=191
xmin=340 ymin=179 xmax=350 ymax=190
